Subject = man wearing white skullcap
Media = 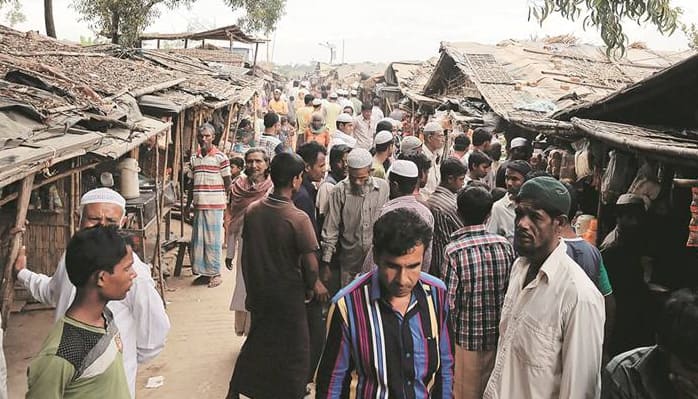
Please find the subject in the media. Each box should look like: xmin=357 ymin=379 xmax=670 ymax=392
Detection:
xmin=349 ymin=89 xmax=361 ymax=116
xmin=421 ymin=121 xmax=446 ymax=199
xmin=14 ymin=188 xmax=170 ymax=398
xmin=321 ymin=148 xmax=389 ymax=286
xmin=329 ymin=112 xmax=357 ymax=154
xmin=361 ymin=159 xmax=435 ymax=274
xmin=400 ymin=135 xmax=423 ymax=156
xmin=371 ymin=130 xmax=395 ymax=179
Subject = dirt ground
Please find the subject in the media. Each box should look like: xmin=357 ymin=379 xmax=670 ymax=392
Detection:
xmin=5 ymin=221 xmax=246 ymax=398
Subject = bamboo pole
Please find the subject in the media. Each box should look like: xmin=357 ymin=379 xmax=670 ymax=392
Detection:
xmin=1 ymin=174 xmax=35 ymax=326
xmin=221 ymin=103 xmax=235 ymax=153
xmin=180 ymin=112 xmax=186 ymax=238
xmin=151 ymin=134 xmax=166 ymax=303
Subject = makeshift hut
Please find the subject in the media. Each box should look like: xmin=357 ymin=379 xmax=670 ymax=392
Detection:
xmin=381 ymin=58 xmax=440 ymax=117
xmin=422 ymin=39 xmax=691 ymax=141
xmin=0 ymin=26 xmax=181 ymax=327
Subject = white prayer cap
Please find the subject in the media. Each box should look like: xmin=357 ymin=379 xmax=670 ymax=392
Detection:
xmin=347 ymin=148 xmax=373 ymax=169
xmin=337 ymin=113 xmax=353 ymax=123
xmin=374 ymin=130 xmax=394 ymax=146
xmin=400 ymin=136 xmax=423 ymax=154
xmin=312 ymin=98 xmax=322 ymax=106
xmin=350 ymin=89 xmax=357 ymax=96
xmin=273 ymin=88 xmax=281 ymax=94
xmin=616 ymin=193 xmax=649 ymax=210
xmin=388 ymin=160 xmax=418 ymax=178
xmin=329 ymin=92 xmax=338 ymax=99
xmin=337 ymin=89 xmax=348 ymax=96
xmin=510 ymin=137 xmax=530 ymax=149
xmin=423 ymin=121 xmax=443 ymax=133
xmin=80 ymin=188 xmax=126 ymax=216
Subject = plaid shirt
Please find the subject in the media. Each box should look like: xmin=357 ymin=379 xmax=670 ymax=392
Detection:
xmin=443 ymin=225 xmax=515 ymax=350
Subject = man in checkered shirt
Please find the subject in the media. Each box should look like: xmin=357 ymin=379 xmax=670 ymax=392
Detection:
xmin=442 ymin=185 xmax=515 ymax=399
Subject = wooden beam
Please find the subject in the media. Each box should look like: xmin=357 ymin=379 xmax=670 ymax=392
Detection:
xmin=1 ymin=174 xmax=35 ymax=327
xmin=221 ymin=103 xmax=235 ymax=152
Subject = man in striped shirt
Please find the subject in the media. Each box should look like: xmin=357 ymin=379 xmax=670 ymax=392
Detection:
xmin=443 ymin=186 xmax=515 ymax=399
xmin=316 ymin=208 xmax=454 ymax=398
xmin=187 ymin=123 xmax=232 ymax=288
xmin=427 ymin=158 xmax=467 ymax=278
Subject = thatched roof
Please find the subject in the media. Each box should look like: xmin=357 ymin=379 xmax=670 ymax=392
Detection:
xmin=169 ymin=48 xmax=245 ymax=67
xmin=423 ymin=40 xmax=692 ymax=123
xmin=139 ymin=24 xmax=265 ymax=44
xmin=554 ymin=53 xmax=698 ymax=128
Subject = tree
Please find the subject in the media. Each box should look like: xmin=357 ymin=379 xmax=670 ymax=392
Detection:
xmin=3 ymin=0 xmax=26 ymax=28
xmin=73 ymin=0 xmax=286 ymax=47
xmin=681 ymin=22 xmax=698 ymax=50
xmin=222 ymin=0 xmax=286 ymax=35
xmin=72 ymin=0 xmax=194 ymax=46
xmin=529 ymin=0 xmax=681 ymax=55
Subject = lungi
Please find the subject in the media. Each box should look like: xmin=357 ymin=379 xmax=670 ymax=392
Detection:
xmin=190 ymin=209 xmax=224 ymax=276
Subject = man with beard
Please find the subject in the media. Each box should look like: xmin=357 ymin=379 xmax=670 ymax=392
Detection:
xmin=487 ymin=160 xmax=531 ymax=243
xmin=484 ymin=176 xmax=604 ymax=399
xmin=321 ymin=148 xmax=389 ymax=287
xmin=304 ymin=112 xmax=331 ymax=148
xmin=187 ymin=123 xmax=232 ymax=288
xmin=227 ymin=152 xmax=328 ymax=399
xmin=227 ymin=148 xmax=273 ymax=336
xmin=420 ymin=122 xmax=446 ymax=198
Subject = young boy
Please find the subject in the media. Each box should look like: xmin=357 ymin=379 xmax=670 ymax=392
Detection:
xmin=26 ymin=225 xmax=136 ymax=399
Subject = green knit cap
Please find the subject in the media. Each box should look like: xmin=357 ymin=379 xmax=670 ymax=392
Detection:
xmin=517 ymin=176 xmax=570 ymax=216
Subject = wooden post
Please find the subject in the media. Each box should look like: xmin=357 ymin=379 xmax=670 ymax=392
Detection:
xmin=157 ymin=39 xmax=161 ymax=49
xmin=253 ymin=42 xmax=260 ymax=74
xmin=1 ymin=174 xmax=35 ymax=327
xmin=151 ymin=133 xmax=166 ymax=303
xmin=180 ymin=112 xmax=186 ymax=238
xmin=184 ymin=38 xmax=189 ymax=49
xmin=221 ymin=103 xmax=235 ymax=153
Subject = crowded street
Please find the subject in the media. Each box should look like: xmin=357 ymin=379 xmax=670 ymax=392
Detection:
xmin=1 ymin=1 xmax=698 ymax=398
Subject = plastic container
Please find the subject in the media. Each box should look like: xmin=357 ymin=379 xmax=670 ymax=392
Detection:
xmin=118 ymin=158 xmax=141 ymax=199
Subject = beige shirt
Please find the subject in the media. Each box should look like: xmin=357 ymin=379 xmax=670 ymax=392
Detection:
xmin=353 ymin=115 xmax=374 ymax=150
xmin=320 ymin=177 xmax=390 ymax=273
xmin=484 ymin=240 xmax=604 ymax=399
xmin=486 ymin=194 xmax=516 ymax=244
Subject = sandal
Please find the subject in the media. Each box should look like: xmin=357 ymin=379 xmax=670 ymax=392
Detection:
xmin=208 ymin=275 xmax=223 ymax=288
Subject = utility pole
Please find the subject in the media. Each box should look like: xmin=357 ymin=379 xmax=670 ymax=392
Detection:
xmin=318 ymin=41 xmax=336 ymax=64
xmin=342 ymin=40 xmax=345 ymax=64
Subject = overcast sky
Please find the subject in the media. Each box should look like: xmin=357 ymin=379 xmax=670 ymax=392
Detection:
xmin=13 ymin=0 xmax=698 ymax=64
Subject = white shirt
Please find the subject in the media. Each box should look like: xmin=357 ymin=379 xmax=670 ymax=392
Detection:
xmin=18 ymin=252 xmax=171 ymax=398
xmin=329 ymin=129 xmax=357 ymax=153
xmin=420 ymin=144 xmax=442 ymax=199
xmin=484 ymin=241 xmax=604 ymax=399
xmin=486 ymin=194 xmax=516 ymax=243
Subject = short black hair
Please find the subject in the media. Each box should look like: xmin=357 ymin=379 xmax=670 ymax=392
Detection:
xmin=491 ymin=187 xmax=507 ymax=202
xmin=304 ymin=94 xmax=314 ymax=105
xmin=361 ymin=102 xmax=372 ymax=112
xmin=398 ymin=152 xmax=431 ymax=173
xmin=471 ymin=128 xmax=492 ymax=147
xmin=264 ymin=112 xmax=280 ymax=129
xmin=373 ymin=208 xmax=432 ymax=259
xmin=229 ymin=156 xmax=244 ymax=169
xmin=330 ymin=144 xmax=351 ymax=166
xmin=65 ymin=225 xmax=128 ymax=288
xmin=440 ymin=157 xmax=467 ymax=181
xmin=457 ymin=186 xmax=493 ymax=225
xmin=525 ymin=170 xmax=553 ymax=181
xmin=657 ymin=288 xmax=698 ymax=364
xmin=388 ymin=172 xmax=418 ymax=195
xmin=293 ymin=80 xmax=299 ymax=87
xmin=238 ymin=119 xmax=251 ymax=129
xmin=270 ymin=152 xmax=305 ymax=188
xmin=372 ymin=98 xmax=381 ymax=107
xmin=375 ymin=141 xmax=392 ymax=153
xmin=453 ymin=134 xmax=471 ymax=151
xmin=487 ymin=141 xmax=502 ymax=161
xmin=467 ymin=150 xmax=492 ymax=170
xmin=376 ymin=120 xmax=393 ymax=133
xmin=296 ymin=141 xmax=327 ymax=167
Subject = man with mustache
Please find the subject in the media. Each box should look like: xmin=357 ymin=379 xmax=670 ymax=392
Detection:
xmin=321 ymin=148 xmax=389 ymax=287
xmin=484 ymin=176 xmax=605 ymax=399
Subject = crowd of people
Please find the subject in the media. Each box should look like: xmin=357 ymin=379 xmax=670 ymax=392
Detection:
xmin=8 ymin=81 xmax=698 ymax=399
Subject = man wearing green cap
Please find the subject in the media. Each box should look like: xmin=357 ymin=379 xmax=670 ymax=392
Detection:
xmin=483 ymin=176 xmax=605 ymax=399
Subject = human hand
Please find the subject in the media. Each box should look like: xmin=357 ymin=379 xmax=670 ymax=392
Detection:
xmin=313 ymin=280 xmax=330 ymax=303
xmin=13 ymin=245 xmax=26 ymax=278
